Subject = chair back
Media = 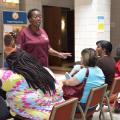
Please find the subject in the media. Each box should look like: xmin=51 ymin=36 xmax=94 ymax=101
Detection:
xmin=102 ymin=77 xmax=120 ymax=120
xmin=109 ymin=77 xmax=120 ymax=96
xmin=49 ymin=98 xmax=78 ymax=120
xmin=85 ymin=84 xmax=108 ymax=114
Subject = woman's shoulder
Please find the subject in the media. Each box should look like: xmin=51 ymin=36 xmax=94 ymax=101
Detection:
xmin=93 ymin=66 xmax=102 ymax=70
xmin=93 ymin=66 xmax=105 ymax=75
xmin=75 ymin=67 xmax=87 ymax=77
xmin=87 ymin=66 xmax=103 ymax=74
xmin=0 ymin=69 xmax=13 ymax=78
xmin=0 ymin=69 xmax=24 ymax=80
xmin=40 ymin=28 xmax=48 ymax=36
xmin=19 ymin=26 xmax=28 ymax=33
xmin=40 ymin=28 xmax=46 ymax=32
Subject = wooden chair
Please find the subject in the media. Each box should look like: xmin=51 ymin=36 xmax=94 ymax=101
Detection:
xmin=75 ymin=84 xmax=108 ymax=120
xmin=100 ymin=77 xmax=120 ymax=120
xmin=49 ymin=98 xmax=78 ymax=120
xmin=14 ymin=98 xmax=78 ymax=120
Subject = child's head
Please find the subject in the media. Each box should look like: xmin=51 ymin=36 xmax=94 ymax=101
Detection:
xmin=4 ymin=33 xmax=16 ymax=47
xmin=81 ymin=48 xmax=97 ymax=67
xmin=4 ymin=33 xmax=16 ymax=55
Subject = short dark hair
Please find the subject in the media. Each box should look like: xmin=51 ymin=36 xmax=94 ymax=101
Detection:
xmin=81 ymin=48 xmax=97 ymax=67
xmin=27 ymin=8 xmax=40 ymax=19
xmin=96 ymin=40 xmax=112 ymax=55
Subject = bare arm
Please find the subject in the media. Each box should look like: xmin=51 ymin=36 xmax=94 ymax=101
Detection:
xmin=48 ymin=47 xmax=72 ymax=59
xmin=62 ymin=77 xmax=80 ymax=86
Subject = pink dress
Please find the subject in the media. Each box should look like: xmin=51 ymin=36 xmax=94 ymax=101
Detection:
xmin=0 ymin=69 xmax=64 ymax=120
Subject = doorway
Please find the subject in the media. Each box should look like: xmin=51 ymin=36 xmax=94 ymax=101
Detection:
xmin=43 ymin=6 xmax=74 ymax=67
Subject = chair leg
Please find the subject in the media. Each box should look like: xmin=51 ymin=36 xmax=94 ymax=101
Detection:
xmin=99 ymin=105 xmax=105 ymax=120
xmin=100 ymin=108 xmax=105 ymax=120
xmin=77 ymin=104 xmax=86 ymax=120
xmin=99 ymin=110 xmax=102 ymax=120
xmin=106 ymin=96 xmax=113 ymax=120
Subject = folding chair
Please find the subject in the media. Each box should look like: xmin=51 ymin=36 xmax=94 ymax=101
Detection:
xmin=75 ymin=84 xmax=108 ymax=120
xmin=49 ymin=98 xmax=78 ymax=120
xmin=100 ymin=77 xmax=120 ymax=120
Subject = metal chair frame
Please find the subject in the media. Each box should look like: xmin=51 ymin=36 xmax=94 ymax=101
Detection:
xmin=75 ymin=84 xmax=108 ymax=120
xmin=100 ymin=77 xmax=120 ymax=120
xmin=49 ymin=98 xmax=78 ymax=120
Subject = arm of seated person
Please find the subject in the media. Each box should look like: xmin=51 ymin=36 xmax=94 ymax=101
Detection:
xmin=69 ymin=65 xmax=82 ymax=76
xmin=62 ymin=77 xmax=80 ymax=86
xmin=0 ymin=80 xmax=2 ymax=88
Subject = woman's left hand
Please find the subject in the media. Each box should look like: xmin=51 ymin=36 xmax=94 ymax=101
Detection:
xmin=58 ymin=52 xmax=72 ymax=59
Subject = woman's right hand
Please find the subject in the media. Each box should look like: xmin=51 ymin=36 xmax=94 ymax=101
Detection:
xmin=62 ymin=80 xmax=67 ymax=85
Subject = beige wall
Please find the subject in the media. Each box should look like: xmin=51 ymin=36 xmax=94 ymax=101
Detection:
xmin=41 ymin=0 xmax=74 ymax=9
xmin=19 ymin=0 xmax=74 ymax=27
xmin=19 ymin=0 xmax=42 ymax=12
xmin=75 ymin=0 xmax=111 ymax=61
xmin=111 ymin=0 xmax=120 ymax=56
xmin=19 ymin=0 xmax=43 ymax=26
